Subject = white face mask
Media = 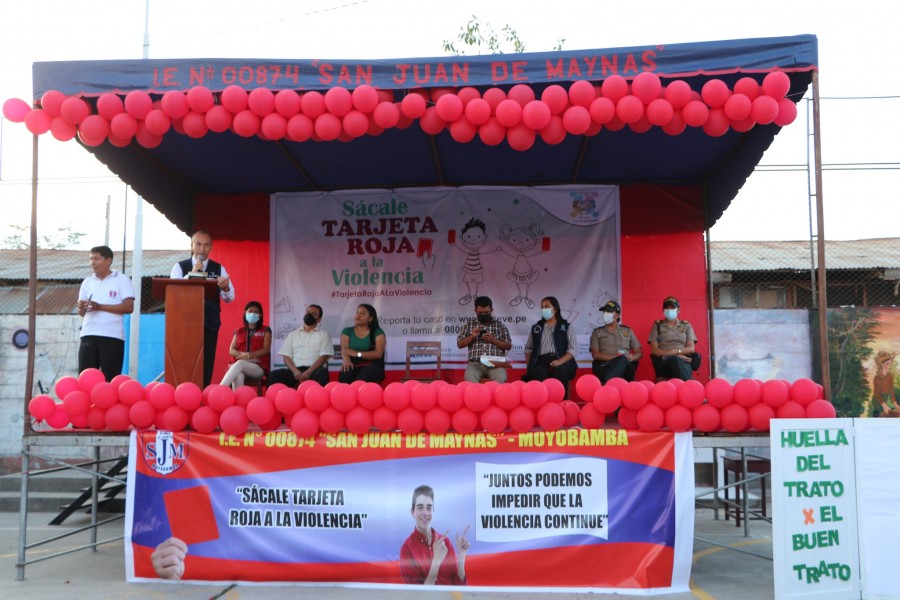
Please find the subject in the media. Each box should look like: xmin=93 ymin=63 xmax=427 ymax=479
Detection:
xmin=541 ymin=307 xmax=554 ymax=320
xmin=663 ymin=308 xmax=678 ymax=321
xmin=245 ymin=312 xmax=260 ymax=324
xmin=602 ymin=311 xmax=616 ymax=325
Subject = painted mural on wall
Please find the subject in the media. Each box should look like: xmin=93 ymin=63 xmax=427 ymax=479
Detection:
xmin=828 ymin=307 xmax=900 ymax=418
xmin=712 ymin=309 xmax=812 ymax=384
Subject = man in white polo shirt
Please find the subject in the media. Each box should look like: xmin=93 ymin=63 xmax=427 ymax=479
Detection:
xmin=268 ymin=304 xmax=332 ymax=387
xmin=76 ymin=245 xmax=135 ymax=381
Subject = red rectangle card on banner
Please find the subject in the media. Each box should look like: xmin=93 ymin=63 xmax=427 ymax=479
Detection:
xmin=163 ymin=485 xmax=220 ymax=545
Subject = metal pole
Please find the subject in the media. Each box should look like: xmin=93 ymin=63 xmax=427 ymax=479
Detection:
xmin=23 ymin=133 xmax=38 ymax=438
xmin=812 ymin=72 xmax=831 ymax=400
xmin=143 ymin=0 xmax=151 ymax=59
xmin=128 ymin=196 xmax=144 ymax=379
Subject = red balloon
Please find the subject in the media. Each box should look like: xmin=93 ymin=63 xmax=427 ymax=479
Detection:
xmin=693 ymin=404 xmax=721 ymax=432
xmin=615 ymin=95 xmax=644 ymax=124
xmin=731 ymin=379 xmax=760 ymax=407
xmin=3 ymin=97 xmax=32 ymax=122
xmin=705 ymin=378 xmax=734 ymax=408
xmin=731 ymin=115 xmax=756 ymax=133
xmin=459 ymin=98 xmax=489 ymax=126
xmin=662 ymin=110 xmax=687 ymax=135
xmin=506 ymin=84 xmax=534 ymax=106
xmin=568 ymin=80 xmax=596 ymax=108
xmin=563 ymin=105 xmax=591 ymax=133
xmin=520 ymin=100 xmax=551 ymax=130
xmin=118 ymin=380 xmax=144 ymax=406
xmin=351 ymin=382 xmax=381 ymax=411
xmin=593 ymin=386 xmax=621 ymax=413
xmin=762 ymin=71 xmax=790 ymax=99
xmin=616 ymin=406 xmax=638 ymax=429
xmin=452 ymin=407 xmax=479 ymax=434
xmin=645 ymin=98 xmax=674 ymax=126
xmin=805 ymin=399 xmax=836 ymax=419
xmin=574 ymin=375 xmax=601 ymax=403
xmin=42 ymin=407 xmax=69 ymax=429
xmin=561 ymin=400 xmax=580 ymax=427
xmin=188 ymin=406 xmax=217 ymax=433
xmin=540 ymin=85 xmax=569 ymax=114
xmin=495 ymin=99 xmax=523 ymax=128
xmin=537 ymin=403 xmax=566 ymax=431
xmin=54 ymin=376 xmax=80 ymax=401
xmin=733 ymin=77 xmax=761 ymax=100
xmin=230 ymin=109 xmax=258 ymax=137
xmin=220 ymin=85 xmax=248 ymax=113
xmin=289 ymin=408 xmax=318 ymax=438
xmin=220 ymin=406 xmax=250 ymax=435
xmin=774 ymin=97 xmax=798 ymax=126
xmin=543 ymin=378 xmax=565 ymax=404
xmin=60 ymin=97 xmax=91 ymax=125
xmin=479 ymin=117 xmax=506 ymax=146
xmin=679 ymin=379 xmax=705 ymax=408
xmin=701 ymin=79 xmax=730 ymax=108
xmin=270 ymin=90 xmax=300 ymax=118
xmin=720 ymin=404 xmax=749 ymax=433
xmin=396 ymin=407 xmax=423 ymax=434
xmin=285 ymin=113 xmax=313 ymax=141
xmin=129 ymin=401 xmax=156 ymax=429
xmin=378 ymin=382 xmax=406 ymax=411
xmin=76 ymin=114 xmax=107 ymax=146
xmin=247 ymin=396 xmax=276 ymax=425
xmin=62 ymin=390 xmax=90 ymax=417
xmin=601 ymin=75 xmax=628 ymax=102
xmin=104 ymin=404 xmax=131 ymax=431
xmin=777 ymin=400 xmax=806 ymax=419
xmin=110 ymin=374 xmax=132 ymax=388
xmin=790 ymin=378 xmax=819 ymax=406
xmin=476 ymin=87 xmax=502 ymax=112
xmin=263 ymin=382 xmax=287 ymax=403
xmin=650 ymin=381 xmax=678 ymax=409
xmin=161 ymin=90 xmax=190 ymax=119
xmin=702 ymin=108 xmax=730 ymax=137
xmin=433 ymin=93 xmax=462 ymax=122
xmin=508 ymin=406 xmax=535 ymax=433
xmin=270 ymin=387 xmax=298 ymax=416
xmin=162 ymin=406 xmax=190 ymax=431
xmin=77 ymin=368 xmax=105 ymax=393
xmin=86 ymin=406 xmax=107 ymax=430
xmin=142 ymin=108 xmax=171 ymax=135
xmin=762 ymin=379 xmax=790 ymax=408
xmin=330 ymin=383 xmax=358 ymax=412
xmin=637 ymin=404 xmax=665 ymax=432
xmin=665 ymin=405 xmax=693 ymax=432
xmin=506 ymin=124 xmax=535 ymax=151
xmin=304 ymin=386 xmax=330 ymax=413
xmin=399 ymin=92 xmax=426 ymax=120
xmin=748 ymin=403 xmax=775 ymax=431
xmin=342 ymin=406 xmax=371 ymax=434
xmin=124 ymin=90 xmax=153 ymax=119
xmin=588 ymin=96 xmax=616 ymax=125
xmin=664 ymin=81 xmax=692 ymax=109
xmin=402 ymin=384 xmax=433 ymax=413
xmin=578 ymin=403 xmax=604 ymax=428
xmin=180 ymin=111 xmax=207 ymax=138
xmin=480 ymin=406 xmax=508 ymax=434
xmin=682 ymin=100 xmax=709 ymax=127
xmin=424 ymin=407 xmax=451 ymax=434
xmin=540 ymin=116 xmax=566 ymax=144
xmin=29 ymin=394 xmax=56 ymax=421
xmin=751 ymin=95 xmax=779 ymax=124
xmin=310 ymin=112 xmax=339 ymax=140
xmin=49 ymin=116 xmax=77 ymax=141
xmin=631 ymin=72 xmax=662 ymax=105
xmin=324 ymin=87 xmax=352 ymax=117
xmin=134 ymin=122 xmax=163 ymax=148
xmin=437 ymin=384 xmax=463 ymax=412
xmin=620 ymin=381 xmax=649 ymax=410
xmin=185 ymin=86 xmax=215 ymax=114
xmin=370 ymin=101 xmax=400 ymax=129
xmin=96 ymin=93 xmax=124 ymax=121
xmin=418 ymin=107 xmax=445 ymax=135
xmin=233 ymin=386 xmax=256 ymax=408
xmin=522 ymin=380 xmax=549 ymax=409
xmin=23 ymin=109 xmax=51 ymax=135
xmin=245 ymin=87 xmax=274 ymax=117
xmin=147 ymin=382 xmax=174 ymax=410
xmin=296 ymin=91 xmax=324 ymax=118
xmin=605 ymin=377 xmax=628 ymax=392
xmin=90 ymin=381 xmax=118 ymax=409
xmin=494 ymin=384 xmax=521 ymax=411
xmin=259 ymin=113 xmax=286 ymax=140
xmin=338 ymin=110 xmax=365 ymax=138
xmin=449 ymin=117 xmax=477 ymax=143
xmin=723 ymin=93 xmax=752 ymax=122
xmin=208 ymin=385 xmax=236 ymax=413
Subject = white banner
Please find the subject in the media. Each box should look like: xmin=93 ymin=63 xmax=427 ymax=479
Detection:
xmin=271 ymin=186 xmax=620 ymax=368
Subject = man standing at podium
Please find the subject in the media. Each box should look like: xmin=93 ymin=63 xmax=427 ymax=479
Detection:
xmin=170 ymin=230 xmax=235 ymax=386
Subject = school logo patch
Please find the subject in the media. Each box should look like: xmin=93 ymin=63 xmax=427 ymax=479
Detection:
xmin=142 ymin=430 xmax=189 ymax=476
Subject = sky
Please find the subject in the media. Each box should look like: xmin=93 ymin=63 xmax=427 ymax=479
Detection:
xmin=1 ymin=0 xmax=897 ymax=250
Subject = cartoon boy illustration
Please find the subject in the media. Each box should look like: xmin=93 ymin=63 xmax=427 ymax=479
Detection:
xmin=498 ymin=223 xmax=544 ymax=309
xmin=453 ymin=217 xmax=497 ymax=305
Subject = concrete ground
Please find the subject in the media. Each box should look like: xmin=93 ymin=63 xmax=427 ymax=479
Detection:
xmin=0 ymin=506 xmax=773 ymax=600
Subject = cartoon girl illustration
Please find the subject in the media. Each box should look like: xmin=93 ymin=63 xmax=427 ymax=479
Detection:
xmin=498 ymin=223 xmax=543 ymax=309
xmin=453 ymin=217 xmax=498 ymax=305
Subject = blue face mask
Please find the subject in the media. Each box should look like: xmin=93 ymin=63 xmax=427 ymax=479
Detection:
xmin=663 ymin=308 xmax=678 ymax=321
xmin=246 ymin=312 xmax=260 ymax=324
xmin=541 ymin=307 xmax=554 ymax=320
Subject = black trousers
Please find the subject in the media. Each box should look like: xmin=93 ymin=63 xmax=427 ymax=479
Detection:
xmin=525 ymin=354 xmax=577 ymax=398
xmin=652 ymin=355 xmax=693 ymax=381
xmin=203 ymin=326 xmax=219 ymax=388
xmin=78 ymin=335 xmax=124 ymax=382
xmin=591 ymin=355 xmax=638 ymax=383
xmin=268 ymin=366 xmax=330 ymax=388
xmin=338 ymin=360 xmax=385 ymax=384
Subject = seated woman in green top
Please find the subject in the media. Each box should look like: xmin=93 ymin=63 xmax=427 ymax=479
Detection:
xmin=339 ymin=303 xmax=387 ymax=383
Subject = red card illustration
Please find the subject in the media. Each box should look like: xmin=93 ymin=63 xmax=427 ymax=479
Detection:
xmin=541 ymin=236 xmax=551 ymax=252
xmin=163 ymin=485 xmax=219 ymax=545
xmin=448 ymin=229 xmax=456 ymax=244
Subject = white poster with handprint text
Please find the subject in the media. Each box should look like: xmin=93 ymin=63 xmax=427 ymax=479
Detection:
xmin=270 ymin=186 xmax=619 ymax=369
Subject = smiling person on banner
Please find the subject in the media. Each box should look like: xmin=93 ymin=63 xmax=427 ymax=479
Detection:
xmin=400 ymin=485 xmax=470 ymax=586
xmin=170 ymin=230 xmax=235 ymax=387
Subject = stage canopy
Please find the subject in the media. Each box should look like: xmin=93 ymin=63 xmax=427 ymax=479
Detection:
xmin=24 ymin=35 xmax=817 ymax=235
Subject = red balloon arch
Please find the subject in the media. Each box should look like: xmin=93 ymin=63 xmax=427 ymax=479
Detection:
xmin=4 ymin=72 xmax=798 ymax=152
xmin=29 ymin=369 xmax=833 ymax=436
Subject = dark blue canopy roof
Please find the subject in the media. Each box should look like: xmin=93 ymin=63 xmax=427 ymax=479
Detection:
xmin=32 ymin=35 xmax=817 ymax=234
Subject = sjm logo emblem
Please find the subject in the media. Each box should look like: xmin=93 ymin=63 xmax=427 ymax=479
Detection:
xmin=143 ymin=431 xmax=188 ymax=475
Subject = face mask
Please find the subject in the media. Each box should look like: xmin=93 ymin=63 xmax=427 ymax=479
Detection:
xmin=245 ymin=312 xmax=260 ymax=324
xmin=476 ymin=313 xmax=492 ymax=324
xmin=602 ymin=311 xmax=616 ymax=325
xmin=541 ymin=308 xmax=554 ymax=320
xmin=303 ymin=313 xmax=317 ymax=326
xmin=663 ymin=308 xmax=678 ymax=321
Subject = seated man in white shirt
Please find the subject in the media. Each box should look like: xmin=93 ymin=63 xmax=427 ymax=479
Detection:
xmin=268 ymin=304 xmax=332 ymax=387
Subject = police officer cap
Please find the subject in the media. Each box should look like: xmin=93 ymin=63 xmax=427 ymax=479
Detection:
xmin=601 ymin=300 xmax=621 ymax=313
xmin=662 ymin=296 xmax=679 ymax=308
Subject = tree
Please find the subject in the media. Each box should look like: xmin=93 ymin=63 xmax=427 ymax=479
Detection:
xmin=2 ymin=224 xmax=86 ymax=249
xmin=827 ymin=307 xmax=878 ymax=417
xmin=442 ymin=15 xmax=564 ymax=55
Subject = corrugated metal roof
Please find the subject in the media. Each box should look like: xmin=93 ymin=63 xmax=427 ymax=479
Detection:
xmin=0 ymin=285 xmax=79 ymax=314
xmin=0 ymin=249 xmax=185 ymax=281
xmin=710 ymin=238 xmax=900 ymax=272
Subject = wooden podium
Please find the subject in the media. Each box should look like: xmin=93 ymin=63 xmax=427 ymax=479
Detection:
xmin=151 ymin=277 xmax=220 ymax=386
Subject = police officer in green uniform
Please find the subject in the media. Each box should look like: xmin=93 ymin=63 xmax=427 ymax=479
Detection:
xmin=589 ymin=300 xmax=642 ymax=383
xmin=649 ymin=296 xmax=697 ymax=381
